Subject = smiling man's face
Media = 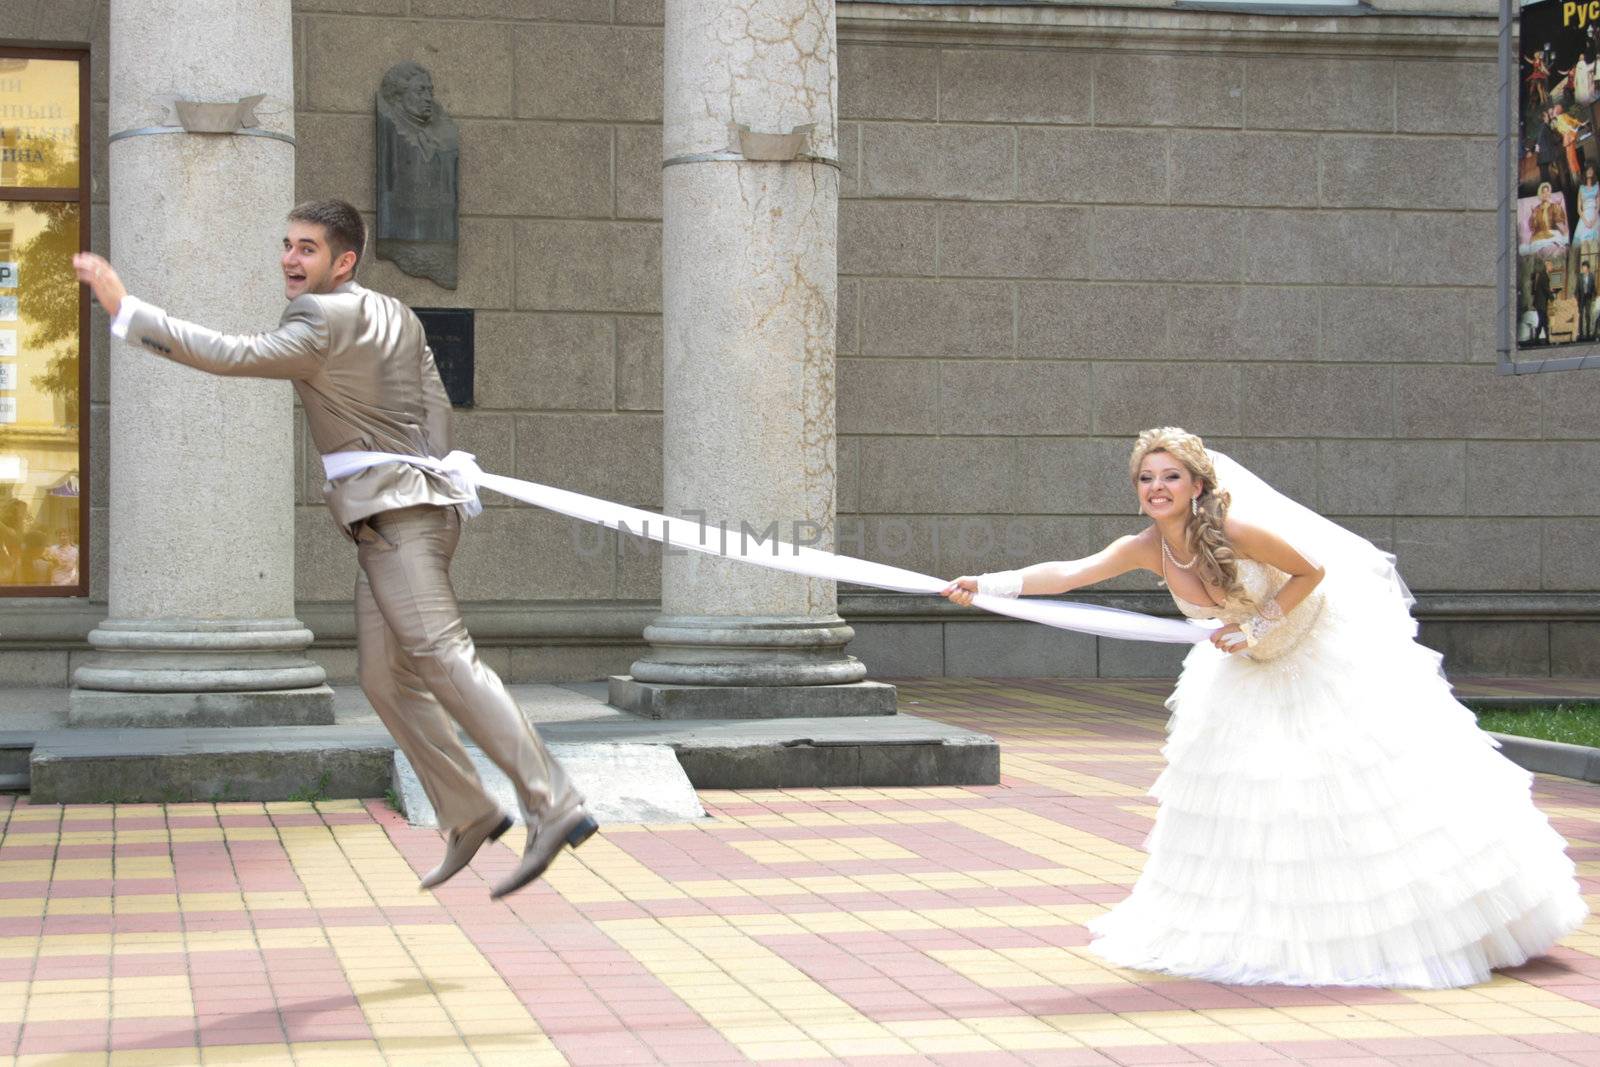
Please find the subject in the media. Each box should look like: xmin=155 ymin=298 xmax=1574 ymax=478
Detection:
xmin=281 ymin=221 xmax=353 ymax=300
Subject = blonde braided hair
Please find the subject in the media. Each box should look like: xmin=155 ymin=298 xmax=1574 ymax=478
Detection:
xmin=1128 ymin=427 xmax=1241 ymax=598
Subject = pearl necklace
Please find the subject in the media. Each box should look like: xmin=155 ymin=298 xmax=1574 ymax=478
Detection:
xmin=1161 ymin=538 xmax=1198 ymax=571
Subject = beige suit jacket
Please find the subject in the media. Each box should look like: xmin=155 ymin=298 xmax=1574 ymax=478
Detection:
xmin=124 ymin=281 xmax=474 ymax=534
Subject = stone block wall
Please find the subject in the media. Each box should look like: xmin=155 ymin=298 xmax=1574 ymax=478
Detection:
xmin=830 ymin=9 xmax=1599 ymax=678
xmin=290 ymin=0 xmax=667 ymax=637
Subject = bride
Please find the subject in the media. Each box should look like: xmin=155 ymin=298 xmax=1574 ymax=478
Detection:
xmin=942 ymin=426 xmax=1586 ymax=988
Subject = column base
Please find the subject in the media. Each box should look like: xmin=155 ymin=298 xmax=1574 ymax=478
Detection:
xmin=68 ymin=685 xmax=336 ymax=728
xmin=70 ymin=618 xmax=332 ymax=727
xmin=628 ymin=615 xmax=869 ymax=686
xmin=609 ymin=676 xmax=897 ymax=720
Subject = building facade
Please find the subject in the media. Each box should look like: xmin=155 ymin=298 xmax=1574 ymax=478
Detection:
xmin=1 ymin=0 xmax=1593 ymax=689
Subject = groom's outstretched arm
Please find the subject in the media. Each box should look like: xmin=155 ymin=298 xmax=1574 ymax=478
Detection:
xmin=116 ymin=296 xmax=326 ymax=380
xmin=73 ymin=252 xmax=325 ymax=380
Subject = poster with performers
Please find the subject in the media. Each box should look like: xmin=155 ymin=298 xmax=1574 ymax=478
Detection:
xmin=1517 ymin=0 xmax=1600 ymax=346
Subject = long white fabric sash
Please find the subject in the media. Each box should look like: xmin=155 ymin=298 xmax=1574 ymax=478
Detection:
xmin=323 ymin=450 xmax=1212 ymax=645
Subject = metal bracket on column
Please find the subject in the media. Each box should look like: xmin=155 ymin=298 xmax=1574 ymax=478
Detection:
xmin=110 ymin=94 xmax=295 ymax=146
xmin=663 ymin=121 xmax=838 ymax=169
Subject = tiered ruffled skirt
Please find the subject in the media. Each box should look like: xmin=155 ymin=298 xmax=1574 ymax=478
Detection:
xmin=1087 ymin=592 xmax=1588 ymax=988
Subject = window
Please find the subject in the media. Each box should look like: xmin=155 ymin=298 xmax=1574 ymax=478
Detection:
xmin=0 ymin=48 xmax=87 ymax=594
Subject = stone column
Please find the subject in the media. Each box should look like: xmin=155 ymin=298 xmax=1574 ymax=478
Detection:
xmin=610 ymin=0 xmax=894 ymax=719
xmin=69 ymin=0 xmax=331 ymax=726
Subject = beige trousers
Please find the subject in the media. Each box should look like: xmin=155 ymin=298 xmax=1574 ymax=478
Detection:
xmin=354 ymin=504 xmax=577 ymax=832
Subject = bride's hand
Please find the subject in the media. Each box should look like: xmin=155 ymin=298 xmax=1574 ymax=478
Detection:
xmin=1210 ymin=623 xmax=1246 ymax=653
xmin=941 ymin=576 xmax=978 ymax=607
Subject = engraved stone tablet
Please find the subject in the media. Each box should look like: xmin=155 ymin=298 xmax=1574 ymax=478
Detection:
xmin=376 ymin=62 xmax=459 ymax=289
xmin=413 ymin=307 xmax=474 ymax=407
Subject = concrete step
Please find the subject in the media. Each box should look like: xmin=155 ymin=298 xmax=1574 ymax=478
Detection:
xmin=0 ymin=737 xmax=34 ymax=793
xmin=394 ymin=744 xmax=709 ymax=828
xmin=23 ymin=714 xmax=999 ymax=803
xmin=29 ymin=726 xmax=394 ymax=805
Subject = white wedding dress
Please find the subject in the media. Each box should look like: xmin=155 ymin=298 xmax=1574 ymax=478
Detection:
xmin=1087 ymin=556 xmax=1588 ymax=988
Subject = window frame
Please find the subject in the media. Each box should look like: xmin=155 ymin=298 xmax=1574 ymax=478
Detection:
xmin=0 ymin=44 xmax=90 ymax=597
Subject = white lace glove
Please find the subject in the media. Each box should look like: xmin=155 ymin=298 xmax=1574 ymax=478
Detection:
xmin=1242 ymin=598 xmax=1286 ymax=647
xmin=976 ymin=570 xmax=1025 ymax=598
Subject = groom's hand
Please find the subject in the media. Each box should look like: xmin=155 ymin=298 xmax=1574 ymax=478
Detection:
xmin=941 ymin=577 xmax=978 ymax=607
xmin=72 ymin=253 xmax=126 ymax=318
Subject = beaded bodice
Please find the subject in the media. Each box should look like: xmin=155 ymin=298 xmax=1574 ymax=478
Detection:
xmin=1169 ymin=558 xmax=1325 ymax=661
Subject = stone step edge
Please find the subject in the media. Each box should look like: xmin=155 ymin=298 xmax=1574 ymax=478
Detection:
xmin=18 ymin=718 xmax=1001 ymax=802
xmin=1489 ymin=732 xmax=1600 ymax=784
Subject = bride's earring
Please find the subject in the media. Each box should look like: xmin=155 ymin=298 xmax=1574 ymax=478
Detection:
xmin=1190 ymin=496 xmax=1199 ymax=517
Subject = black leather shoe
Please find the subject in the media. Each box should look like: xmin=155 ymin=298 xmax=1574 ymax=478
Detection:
xmin=488 ymin=805 xmax=598 ymax=900
xmin=420 ymin=810 xmax=513 ymax=890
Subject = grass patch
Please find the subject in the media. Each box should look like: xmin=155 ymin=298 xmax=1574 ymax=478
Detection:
xmin=1474 ymin=703 xmax=1600 ymax=748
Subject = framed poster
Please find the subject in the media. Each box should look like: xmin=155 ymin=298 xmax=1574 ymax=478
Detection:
xmin=1501 ymin=0 xmax=1600 ymax=371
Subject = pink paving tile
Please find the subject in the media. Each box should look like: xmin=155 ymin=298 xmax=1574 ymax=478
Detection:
xmin=17 ymin=1036 xmax=110 ymax=1056
xmin=1349 ymin=1037 xmax=1460 ymax=1057
xmin=1435 ymin=1034 xmax=1549 ymax=1054
xmin=550 ymin=1033 xmax=661 ymax=1061
xmin=1105 ymin=1049 xmax=1207 ymax=1066
xmin=196 ymin=1026 xmax=287 ymax=1046
xmin=1524 ymin=1033 xmax=1600 ymax=1052
xmin=1151 ymin=983 xmax=1258 ymax=1010
xmin=1242 ymin=986 xmax=1340 ymax=1007
xmin=1017 ymin=1052 xmax=1120 ymax=1066
xmin=32 ymin=962 xmax=113 ymax=982
xmin=532 ymin=1012 xmax=627 ymax=1036
xmin=1264 ymin=1040 xmax=1375 ymax=1059
xmin=112 ymin=915 xmax=185 ymax=934
xmin=187 ymin=951 xmax=266 ymax=972
xmin=1188 ymin=1044 xmax=1298 ymax=1063
xmin=0 ymin=847 xmax=56 ymax=861
xmin=1085 ymin=991 xmax=1188 ymax=1013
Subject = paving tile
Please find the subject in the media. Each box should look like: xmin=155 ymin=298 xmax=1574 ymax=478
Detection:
xmin=0 ymin=679 xmax=1596 ymax=1062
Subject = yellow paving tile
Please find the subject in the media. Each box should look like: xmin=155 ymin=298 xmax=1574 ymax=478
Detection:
xmin=109 ymin=1051 xmax=202 ymax=1067
xmin=287 ymin=1042 xmax=388 ymax=1066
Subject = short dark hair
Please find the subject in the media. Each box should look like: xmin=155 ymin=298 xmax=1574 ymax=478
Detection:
xmin=287 ymin=199 xmax=366 ymax=275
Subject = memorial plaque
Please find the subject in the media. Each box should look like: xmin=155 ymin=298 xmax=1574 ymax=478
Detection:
xmin=376 ymin=62 xmax=459 ymax=289
xmin=413 ymin=306 xmax=473 ymax=408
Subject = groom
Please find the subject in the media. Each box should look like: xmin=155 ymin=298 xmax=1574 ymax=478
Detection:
xmin=73 ymin=199 xmax=595 ymax=900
